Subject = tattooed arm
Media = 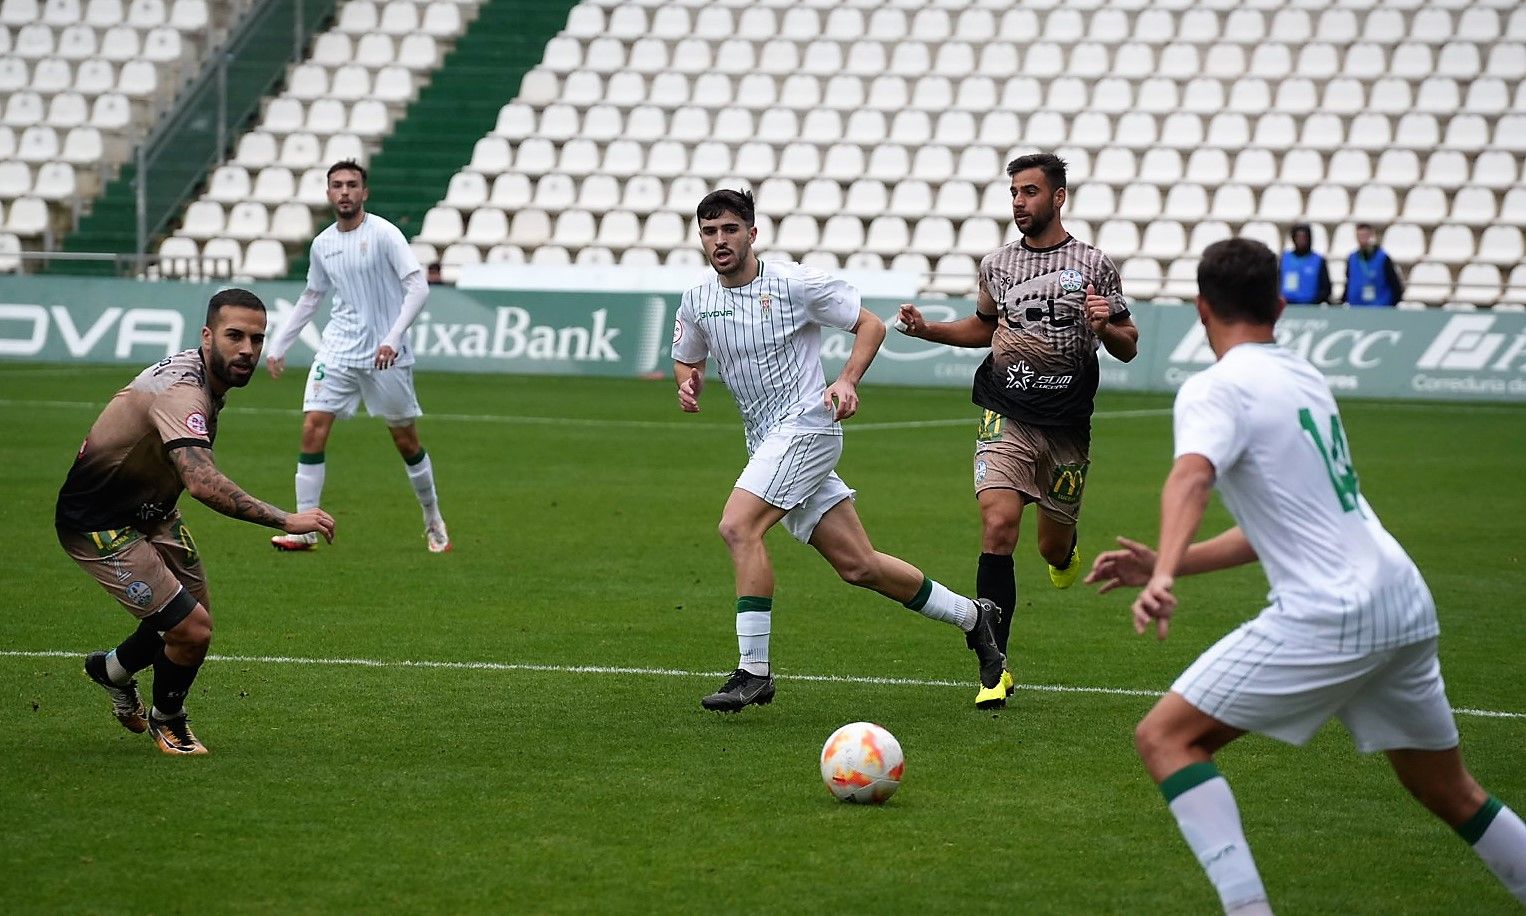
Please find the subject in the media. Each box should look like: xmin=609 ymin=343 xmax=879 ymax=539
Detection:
xmin=170 ymin=446 xmax=336 ymax=540
xmin=171 ymin=446 xmax=287 ymax=527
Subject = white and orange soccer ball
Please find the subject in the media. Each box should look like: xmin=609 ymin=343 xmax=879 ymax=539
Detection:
xmin=819 ymin=722 xmax=904 ymax=804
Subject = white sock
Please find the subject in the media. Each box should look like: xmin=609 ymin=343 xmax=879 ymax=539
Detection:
xmin=736 ymin=602 xmax=771 ymax=675
xmin=1162 ymin=764 xmax=1269 ymax=914
xmin=104 ymin=650 xmax=130 ymax=684
xmin=295 ymin=458 xmax=325 ymax=512
xmin=1467 ymin=799 xmax=1526 ymax=902
xmin=905 ymin=579 xmax=977 ymax=632
xmin=405 ymin=451 xmax=443 ymax=524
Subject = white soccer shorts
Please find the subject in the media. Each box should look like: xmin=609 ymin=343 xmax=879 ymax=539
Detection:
xmin=302 ymin=362 xmax=423 ymax=426
xmin=735 ymin=429 xmax=855 ymax=544
xmin=1173 ymin=619 xmax=1460 ymax=754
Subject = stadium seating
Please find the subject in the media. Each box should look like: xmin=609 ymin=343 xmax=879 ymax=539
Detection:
xmin=9 ymin=0 xmax=1523 ymax=301
xmin=356 ymin=0 xmax=1512 ymax=299
xmin=0 ymin=0 xmax=249 ymax=261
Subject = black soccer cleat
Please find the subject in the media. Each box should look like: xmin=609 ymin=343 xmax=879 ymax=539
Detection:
xmin=701 ymin=668 xmax=777 ymax=712
xmin=148 ymin=713 xmax=208 ymax=755
xmin=965 ymin=599 xmax=1007 ymax=691
xmin=84 ymin=650 xmax=148 ymax=733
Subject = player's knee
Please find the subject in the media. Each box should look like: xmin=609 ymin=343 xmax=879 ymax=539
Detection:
xmin=833 ymin=557 xmax=878 ymax=588
xmin=981 ymin=522 xmax=1019 ymax=553
xmin=158 ymin=591 xmax=211 ymax=649
xmin=1133 ymin=716 xmax=1179 ymax=770
xmin=717 ymin=516 xmax=760 ymax=550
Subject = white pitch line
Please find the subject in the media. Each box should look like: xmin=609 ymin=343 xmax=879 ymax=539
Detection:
xmin=3 ymin=649 xmax=1521 ymax=720
xmin=0 ymin=398 xmax=1174 ymax=433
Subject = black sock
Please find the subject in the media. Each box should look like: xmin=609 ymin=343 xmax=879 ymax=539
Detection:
xmin=977 ymin=553 xmax=1017 ymax=655
xmin=151 ymin=648 xmax=203 ymax=718
xmin=115 ymin=621 xmax=165 ymax=675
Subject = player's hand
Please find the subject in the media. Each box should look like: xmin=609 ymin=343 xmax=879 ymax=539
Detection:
xmin=678 ymin=368 xmax=702 ymax=412
xmin=1084 ymin=536 xmax=1157 ymax=594
xmin=285 ymin=508 xmax=336 ymax=543
xmin=266 ymin=355 xmax=285 ymax=379
xmin=1085 ymin=284 xmax=1111 ymax=333
xmin=824 ymin=379 xmax=859 ymax=420
xmin=1132 ymin=573 xmax=1176 ymax=641
xmin=894 ymin=303 xmax=926 ymax=337
xmin=374 ymin=345 xmax=398 ymax=370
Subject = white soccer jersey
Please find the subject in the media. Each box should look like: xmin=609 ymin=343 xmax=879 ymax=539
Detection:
xmin=1173 ymin=342 xmax=1438 ymax=652
xmin=306 ymin=214 xmax=423 ymax=368
xmin=672 ymin=260 xmax=862 ymax=452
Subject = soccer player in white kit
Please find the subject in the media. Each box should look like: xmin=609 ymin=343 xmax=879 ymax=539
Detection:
xmin=264 ymin=160 xmax=450 ymax=553
xmin=1086 ymin=239 xmax=1526 ymax=913
xmin=672 ymin=189 xmax=1004 ymax=712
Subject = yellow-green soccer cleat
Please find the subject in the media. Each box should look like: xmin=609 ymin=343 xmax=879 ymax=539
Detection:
xmin=975 ymin=668 xmax=1016 ymax=710
xmin=1048 ymin=544 xmax=1083 ymax=589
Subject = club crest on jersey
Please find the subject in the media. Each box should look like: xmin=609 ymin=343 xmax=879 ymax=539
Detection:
xmin=185 ymin=412 xmax=209 ymax=436
xmin=759 ymin=293 xmax=772 ymax=313
xmin=1058 ymin=269 xmax=1085 ymax=293
xmin=360 ymin=239 xmax=370 ymax=256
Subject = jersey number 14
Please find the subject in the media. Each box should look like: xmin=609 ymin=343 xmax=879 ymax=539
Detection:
xmin=1298 ymin=408 xmax=1362 ymax=514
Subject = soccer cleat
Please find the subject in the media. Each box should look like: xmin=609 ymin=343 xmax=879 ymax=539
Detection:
xmin=1048 ymin=543 xmax=1083 ymax=589
xmin=976 ymin=668 xmax=1018 ymax=709
xmin=83 ymin=651 xmax=148 ymax=733
xmin=965 ymin=599 xmax=1006 ymax=690
xmin=701 ymin=668 xmax=776 ymax=712
xmin=271 ymin=531 xmax=318 ymax=551
xmin=425 ymin=520 xmax=452 ymax=553
xmin=148 ymin=713 xmax=208 ymax=755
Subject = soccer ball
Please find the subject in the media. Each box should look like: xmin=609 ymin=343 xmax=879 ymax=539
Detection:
xmin=820 ymin=722 xmax=904 ymax=804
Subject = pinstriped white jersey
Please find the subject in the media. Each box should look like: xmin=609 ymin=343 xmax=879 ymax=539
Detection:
xmin=306 ymin=214 xmax=422 ymax=368
xmin=1173 ymin=343 xmax=1438 ymax=652
xmin=672 ymin=260 xmax=861 ymax=453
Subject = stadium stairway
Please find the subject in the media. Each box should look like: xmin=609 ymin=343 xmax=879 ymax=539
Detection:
xmin=50 ymin=166 xmax=138 ymax=275
xmin=286 ymin=0 xmax=577 ymax=280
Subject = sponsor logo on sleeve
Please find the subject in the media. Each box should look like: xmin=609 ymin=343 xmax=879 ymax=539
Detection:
xmin=672 ymin=318 xmax=683 ymax=345
xmin=126 ymin=581 xmax=154 ymax=608
xmin=185 ymin=412 xmax=209 ymax=437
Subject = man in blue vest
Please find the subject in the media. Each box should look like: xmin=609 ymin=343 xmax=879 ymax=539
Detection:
xmin=1343 ymin=223 xmax=1406 ymax=307
xmin=1279 ymin=223 xmax=1331 ymax=305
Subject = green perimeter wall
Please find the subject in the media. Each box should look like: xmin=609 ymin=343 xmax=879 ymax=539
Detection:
xmin=1 ymin=276 xmax=1524 ymax=402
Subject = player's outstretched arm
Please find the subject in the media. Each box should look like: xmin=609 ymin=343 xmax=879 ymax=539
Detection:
xmin=265 ymin=286 xmax=325 ymax=378
xmin=1087 ymin=526 xmax=1258 ymax=595
xmin=674 ymin=360 xmax=704 ymax=412
xmin=894 ymin=288 xmax=998 ymax=348
xmin=171 ymin=446 xmax=336 ymax=540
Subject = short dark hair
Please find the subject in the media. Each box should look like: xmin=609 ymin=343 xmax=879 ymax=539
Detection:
xmin=206 ymin=288 xmax=265 ymax=327
xmin=1355 ymin=222 xmax=1374 ymax=232
xmin=1005 ymin=152 xmax=1067 ymax=190
xmin=326 ymin=159 xmax=367 ymax=186
xmin=1197 ymin=238 xmax=1280 ymax=325
xmin=696 ymin=188 xmax=755 ymax=226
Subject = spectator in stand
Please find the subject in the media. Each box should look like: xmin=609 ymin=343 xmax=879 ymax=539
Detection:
xmin=1280 ymin=223 xmax=1331 ymax=305
xmin=1342 ymin=224 xmax=1405 ymax=307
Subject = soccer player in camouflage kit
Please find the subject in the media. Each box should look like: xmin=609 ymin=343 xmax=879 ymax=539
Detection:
xmin=896 ymin=153 xmax=1139 ymax=709
xmin=61 ymin=289 xmax=335 ymax=754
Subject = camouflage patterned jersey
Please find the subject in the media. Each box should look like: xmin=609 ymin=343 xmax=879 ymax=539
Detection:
xmin=972 ymin=235 xmax=1129 ymax=429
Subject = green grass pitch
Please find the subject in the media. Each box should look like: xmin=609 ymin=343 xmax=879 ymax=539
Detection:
xmin=1 ymin=363 xmax=1522 ymax=914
